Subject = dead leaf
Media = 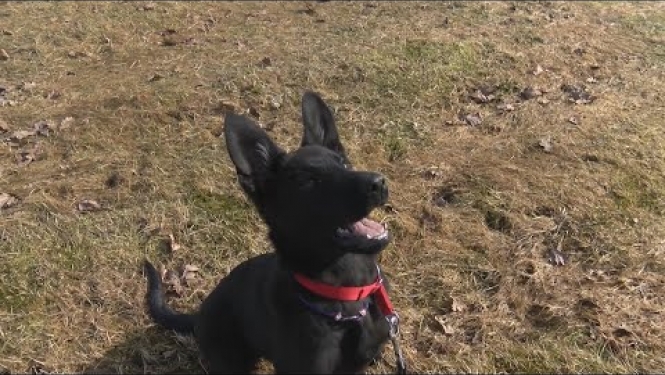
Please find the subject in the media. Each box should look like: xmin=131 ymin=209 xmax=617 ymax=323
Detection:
xmin=568 ymin=116 xmax=579 ymax=125
xmin=561 ymin=84 xmax=596 ymax=104
xmin=532 ymin=64 xmax=544 ymax=76
xmin=0 ymin=98 xmax=17 ymax=107
xmin=575 ymin=98 xmax=593 ymax=105
xmin=421 ymin=169 xmax=440 ymax=180
xmin=162 ymin=268 xmax=184 ymax=296
xmin=462 ymin=113 xmax=482 ymax=127
xmin=0 ymin=49 xmax=9 ymax=61
xmin=433 ymin=186 xmax=459 ymax=207
xmin=548 ymin=238 xmax=566 ymax=266
xmin=67 ymin=51 xmax=88 ymax=58
xmin=33 ymin=120 xmax=54 ymax=136
xmin=258 ymin=57 xmax=272 ymax=68
xmin=16 ymin=148 xmax=37 ymax=166
xmin=587 ymin=269 xmax=608 ymax=282
xmin=213 ymin=100 xmax=236 ymax=115
xmin=519 ymin=86 xmax=542 ymax=100
xmin=159 ymin=264 xmax=167 ymax=279
xmin=2 ymin=30 xmax=12 ymax=36
xmin=26 ymin=359 xmax=50 ymax=375
xmin=613 ymin=326 xmax=632 ymax=338
xmin=158 ymin=28 xmax=177 ymax=36
xmin=161 ymin=37 xmax=178 ymax=47
xmin=434 ymin=316 xmax=455 ymax=335
xmin=538 ymin=136 xmax=553 ymax=153
xmin=59 ymin=116 xmax=75 ymax=129
xmin=77 ymin=199 xmax=102 ymax=213
xmin=576 ymin=298 xmax=599 ymax=311
xmin=298 ymin=4 xmax=316 ymax=16
xmin=105 ymin=171 xmax=125 ymax=188
xmin=268 ymin=96 xmax=282 ymax=110
xmin=168 ymin=233 xmax=182 ymax=252
xmin=183 ymin=37 xmax=200 ymax=46
xmin=20 ymin=81 xmax=37 ymax=91
xmin=45 ymin=90 xmax=62 ymax=100
xmin=586 ymin=77 xmax=597 ymax=83
xmin=451 ymin=298 xmax=465 ymax=313
xmin=181 ymin=264 xmax=200 ymax=285
xmin=148 ymin=73 xmax=164 ymax=82
xmin=537 ymin=97 xmax=550 ymax=105
xmin=141 ymin=2 xmax=156 ymax=11
xmin=0 ymin=118 xmax=8 ymax=133
xmin=183 ymin=264 xmax=199 ymax=273
xmin=248 ymin=106 xmax=260 ymax=119
xmin=469 ymin=89 xmax=495 ymax=104
xmin=137 ymin=218 xmax=161 ymax=237
xmin=7 ymin=129 xmax=37 ymax=142
xmin=0 ymin=193 xmax=20 ymax=209
xmin=496 ymin=103 xmax=515 ymax=112
xmin=479 ymin=84 xmax=497 ymax=95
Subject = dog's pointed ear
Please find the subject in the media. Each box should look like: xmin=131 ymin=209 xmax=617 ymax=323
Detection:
xmin=224 ymin=113 xmax=284 ymax=195
xmin=301 ymin=91 xmax=347 ymax=157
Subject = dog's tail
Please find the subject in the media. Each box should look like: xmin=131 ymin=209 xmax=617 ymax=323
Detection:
xmin=143 ymin=260 xmax=196 ymax=335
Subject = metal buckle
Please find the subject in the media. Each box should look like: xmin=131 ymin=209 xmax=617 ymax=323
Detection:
xmin=386 ymin=313 xmax=400 ymax=337
xmin=386 ymin=313 xmax=407 ymax=374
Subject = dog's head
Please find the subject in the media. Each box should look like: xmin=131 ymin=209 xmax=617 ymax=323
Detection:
xmin=224 ymin=91 xmax=390 ymax=261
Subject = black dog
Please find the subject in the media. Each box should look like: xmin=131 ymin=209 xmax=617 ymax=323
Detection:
xmin=143 ymin=92 xmax=402 ymax=374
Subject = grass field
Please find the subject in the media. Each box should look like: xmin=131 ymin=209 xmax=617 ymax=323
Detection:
xmin=1 ymin=1 xmax=665 ymax=374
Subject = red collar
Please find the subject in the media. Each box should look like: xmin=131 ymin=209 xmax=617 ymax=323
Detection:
xmin=293 ymin=268 xmax=395 ymax=316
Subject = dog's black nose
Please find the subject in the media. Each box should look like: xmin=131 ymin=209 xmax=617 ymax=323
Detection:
xmin=369 ymin=175 xmax=388 ymax=205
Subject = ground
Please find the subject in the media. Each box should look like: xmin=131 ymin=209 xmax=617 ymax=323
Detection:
xmin=1 ymin=1 xmax=665 ymax=374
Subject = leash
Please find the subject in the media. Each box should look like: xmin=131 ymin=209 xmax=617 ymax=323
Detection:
xmin=374 ymin=271 xmax=407 ymax=375
xmin=387 ymin=313 xmax=407 ymax=375
xmin=294 ymin=266 xmax=407 ymax=374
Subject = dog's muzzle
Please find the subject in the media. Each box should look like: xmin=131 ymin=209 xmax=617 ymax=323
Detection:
xmin=356 ymin=171 xmax=388 ymax=208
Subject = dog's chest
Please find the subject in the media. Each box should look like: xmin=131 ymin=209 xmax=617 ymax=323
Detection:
xmin=336 ymin=314 xmax=390 ymax=371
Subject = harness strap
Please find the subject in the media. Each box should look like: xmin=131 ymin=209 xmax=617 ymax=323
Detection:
xmin=293 ymin=266 xmax=407 ymax=374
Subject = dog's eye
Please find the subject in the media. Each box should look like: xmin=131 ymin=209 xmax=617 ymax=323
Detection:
xmin=290 ymin=172 xmax=319 ymax=189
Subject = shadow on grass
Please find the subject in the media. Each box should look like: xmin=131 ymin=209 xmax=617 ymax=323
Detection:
xmin=82 ymin=326 xmax=203 ymax=375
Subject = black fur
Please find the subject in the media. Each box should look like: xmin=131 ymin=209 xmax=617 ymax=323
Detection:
xmin=144 ymin=91 xmax=394 ymax=374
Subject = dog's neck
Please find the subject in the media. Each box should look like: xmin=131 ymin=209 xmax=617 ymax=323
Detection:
xmin=269 ymin=231 xmax=380 ymax=286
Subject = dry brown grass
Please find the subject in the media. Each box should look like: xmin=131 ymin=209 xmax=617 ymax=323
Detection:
xmin=1 ymin=1 xmax=665 ymax=374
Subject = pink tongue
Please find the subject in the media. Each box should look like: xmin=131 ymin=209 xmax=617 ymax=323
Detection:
xmin=350 ymin=218 xmax=384 ymax=237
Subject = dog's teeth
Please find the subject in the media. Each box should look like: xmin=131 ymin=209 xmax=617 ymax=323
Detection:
xmin=337 ymin=227 xmax=351 ymax=237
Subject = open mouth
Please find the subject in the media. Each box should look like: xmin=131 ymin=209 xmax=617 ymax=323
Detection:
xmin=336 ymin=217 xmax=389 ymax=241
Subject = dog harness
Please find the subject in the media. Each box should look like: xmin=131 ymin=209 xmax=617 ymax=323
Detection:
xmin=293 ymin=266 xmax=407 ymax=374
